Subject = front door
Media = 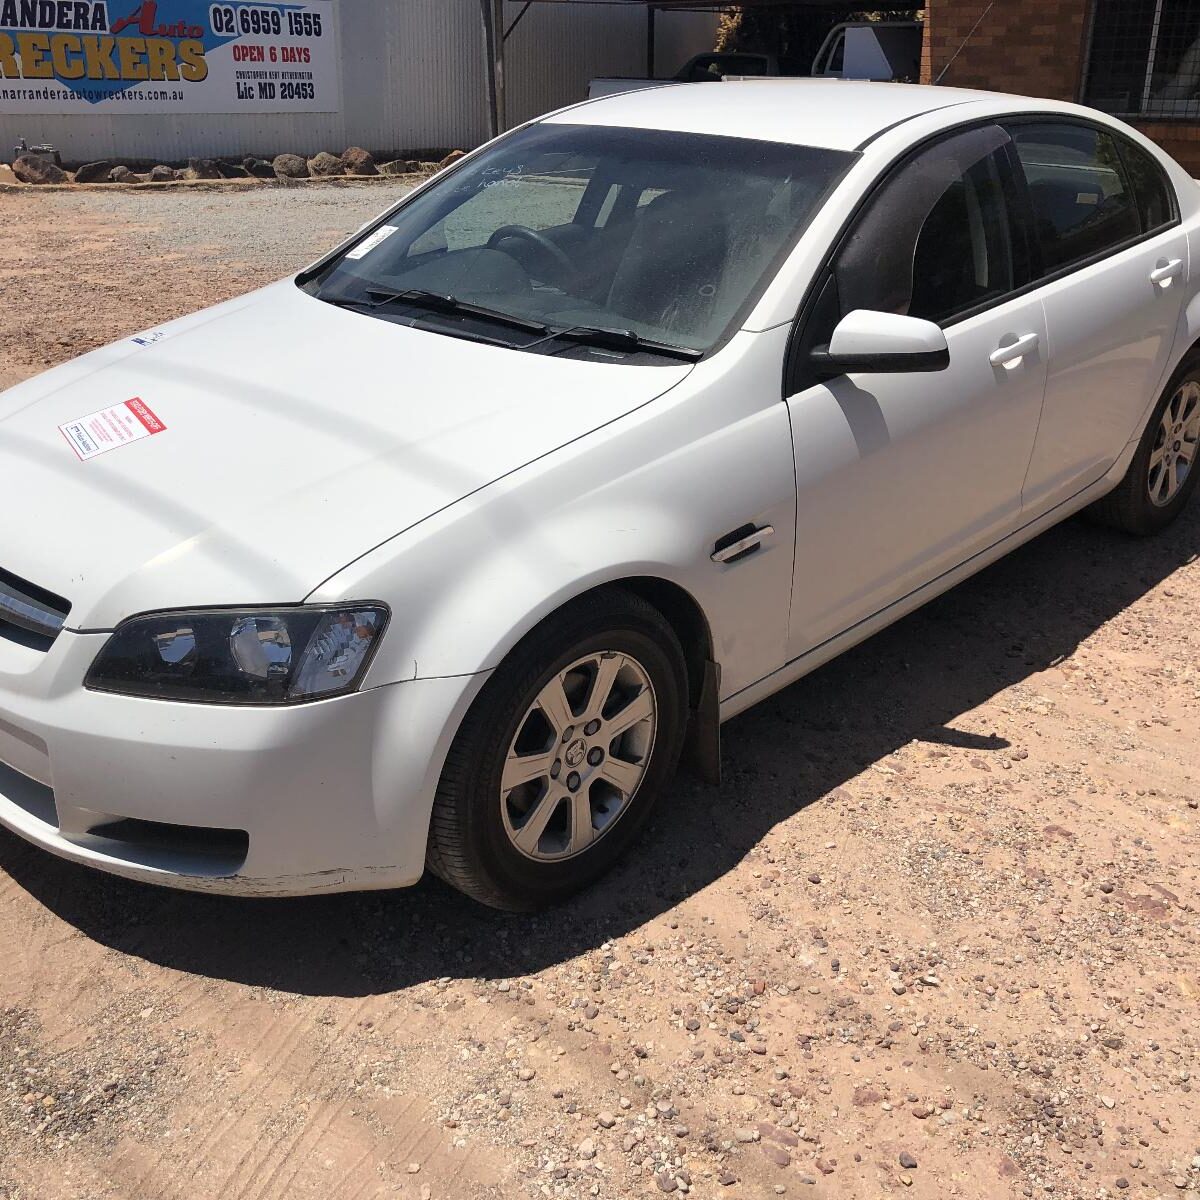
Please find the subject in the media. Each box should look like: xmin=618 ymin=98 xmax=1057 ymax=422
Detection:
xmin=784 ymin=123 xmax=1049 ymax=656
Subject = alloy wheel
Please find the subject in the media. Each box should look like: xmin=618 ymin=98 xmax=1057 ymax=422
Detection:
xmin=500 ymin=651 xmax=657 ymax=861
xmin=1148 ymin=379 xmax=1200 ymax=507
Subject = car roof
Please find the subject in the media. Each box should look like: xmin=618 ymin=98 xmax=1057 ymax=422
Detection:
xmin=543 ymin=79 xmax=1020 ymax=152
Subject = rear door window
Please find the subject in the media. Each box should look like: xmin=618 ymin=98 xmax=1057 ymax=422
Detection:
xmin=1009 ymin=122 xmax=1141 ymax=273
xmin=1118 ymin=138 xmax=1177 ymax=233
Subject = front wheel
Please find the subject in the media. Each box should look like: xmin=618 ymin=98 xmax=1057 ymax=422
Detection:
xmin=1088 ymin=357 xmax=1200 ymax=535
xmin=426 ymin=588 xmax=688 ymax=910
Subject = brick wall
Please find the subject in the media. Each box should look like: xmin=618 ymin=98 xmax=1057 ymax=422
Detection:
xmin=922 ymin=1 xmax=1200 ymax=174
xmin=921 ymin=0 xmax=1089 ymax=101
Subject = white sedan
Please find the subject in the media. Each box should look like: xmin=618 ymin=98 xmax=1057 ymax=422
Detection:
xmin=2 ymin=81 xmax=1199 ymax=909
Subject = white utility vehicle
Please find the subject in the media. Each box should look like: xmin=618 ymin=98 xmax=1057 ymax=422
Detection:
xmin=2 ymin=81 xmax=1199 ymax=909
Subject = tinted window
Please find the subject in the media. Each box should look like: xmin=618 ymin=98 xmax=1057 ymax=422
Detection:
xmin=1011 ymin=123 xmax=1140 ymax=273
xmin=834 ymin=124 xmax=1017 ymax=325
xmin=1119 ymin=138 xmax=1176 ymax=232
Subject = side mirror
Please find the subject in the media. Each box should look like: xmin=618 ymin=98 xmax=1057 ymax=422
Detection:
xmin=810 ymin=309 xmax=950 ymax=376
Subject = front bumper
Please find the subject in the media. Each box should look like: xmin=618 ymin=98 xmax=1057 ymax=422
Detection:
xmin=0 ymin=628 xmax=487 ymax=895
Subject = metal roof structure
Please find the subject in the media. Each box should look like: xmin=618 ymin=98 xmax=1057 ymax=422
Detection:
xmin=477 ymin=0 xmax=870 ymax=136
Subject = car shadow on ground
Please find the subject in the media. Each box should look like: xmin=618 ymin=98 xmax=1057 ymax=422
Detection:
xmin=1 ymin=505 xmax=1196 ymax=997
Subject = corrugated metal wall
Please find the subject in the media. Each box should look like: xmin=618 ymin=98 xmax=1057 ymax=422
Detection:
xmin=0 ymin=1 xmax=717 ymax=164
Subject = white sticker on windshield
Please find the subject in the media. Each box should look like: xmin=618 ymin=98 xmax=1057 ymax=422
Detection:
xmin=345 ymin=225 xmax=399 ymax=260
xmin=130 ymin=328 xmax=166 ymax=348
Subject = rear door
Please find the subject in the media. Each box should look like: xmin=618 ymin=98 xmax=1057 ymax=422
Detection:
xmin=1007 ymin=120 xmax=1189 ymax=514
xmin=783 ymin=124 xmax=1049 ymax=656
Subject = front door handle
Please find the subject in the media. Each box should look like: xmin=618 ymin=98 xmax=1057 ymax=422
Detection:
xmin=990 ymin=332 xmax=1040 ymax=369
xmin=711 ymin=524 xmax=775 ymax=564
xmin=1150 ymin=258 xmax=1184 ymax=286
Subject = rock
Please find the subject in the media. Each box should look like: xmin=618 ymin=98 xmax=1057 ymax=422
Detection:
xmin=12 ymin=154 xmax=67 ymax=184
xmin=762 ymin=1144 xmax=791 ymax=1167
xmin=597 ymin=1111 xmax=616 ymax=1128
xmin=577 ymin=1137 xmax=596 ymax=1160
xmin=899 ymin=1151 xmax=918 ymax=1169
xmin=340 ymin=146 xmax=378 ymax=176
xmin=379 ymin=158 xmax=420 ymax=175
xmin=717 ymin=1171 xmax=738 ymax=1186
xmin=186 ymin=157 xmax=222 ymax=179
xmin=406 ymin=1162 xmax=421 ymax=1174
xmin=911 ymin=1103 xmax=933 ymax=1119
xmin=243 ymin=156 xmax=275 ymax=179
xmin=308 ymin=151 xmax=342 ymax=177
xmin=214 ymin=161 xmax=249 ymax=179
xmin=273 ymin=153 xmax=309 ymax=179
xmin=655 ymin=1172 xmax=677 ymax=1193
xmin=807 ymin=873 xmax=821 ymax=884
xmin=149 ymin=165 xmax=176 ymax=183
xmin=438 ymin=149 xmax=466 ymax=170
xmin=109 ymin=165 xmax=136 ymax=183
xmin=74 ymin=160 xmax=116 ymax=183
xmin=734 ymin=1126 xmax=759 ymax=1143
xmin=517 ymin=1066 xmax=535 ymax=1081
xmin=1099 ymin=881 xmax=1115 ymax=894
xmin=1115 ymin=1178 xmax=1129 ymax=1190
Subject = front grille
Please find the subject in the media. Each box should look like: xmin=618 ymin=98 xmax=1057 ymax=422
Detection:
xmin=0 ymin=567 xmax=71 ymax=651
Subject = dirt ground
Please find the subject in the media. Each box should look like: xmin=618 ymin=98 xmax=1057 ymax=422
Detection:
xmin=1 ymin=183 xmax=1199 ymax=1200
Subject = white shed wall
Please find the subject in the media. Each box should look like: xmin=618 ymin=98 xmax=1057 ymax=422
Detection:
xmin=0 ymin=1 xmax=717 ymax=165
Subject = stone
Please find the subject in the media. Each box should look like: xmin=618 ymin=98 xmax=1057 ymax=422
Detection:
xmin=12 ymin=154 xmax=67 ymax=184
xmin=438 ymin=149 xmax=466 ymax=170
xmin=273 ymin=153 xmax=309 ymax=179
xmin=74 ymin=160 xmax=116 ymax=183
xmin=243 ymin=156 xmax=275 ymax=178
xmin=578 ymin=1137 xmax=596 ymax=1160
xmin=149 ymin=165 xmax=176 ymax=183
xmin=109 ymin=165 xmax=136 ymax=183
xmin=597 ymin=1111 xmax=616 ymax=1128
xmin=214 ymin=160 xmax=249 ymax=179
xmin=340 ymin=146 xmax=378 ymax=175
xmin=762 ymin=1144 xmax=791 ymax=1167
xmin=717 ymin=1171 xmax=738 ymax=1186
xmin=379 ymin=158 xmax=420 ymax=175
xmin=734 ymin=1126 xmax=759 ymax=1143
xmin=517 ymin=1066 xmax=535 ymax=1081
xmin=186 ymin=157 xmax=222 ymax=180
xmin=899 ymin=1151 xmax=918 ymax=1169
xmin=308 ymin=151 xmax=342 ymax=177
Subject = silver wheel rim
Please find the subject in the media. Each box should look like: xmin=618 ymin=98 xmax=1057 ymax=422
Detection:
xmin=500 ymin=651 xmax=657 ymax=862
xmin=1148 ymin=379 xmax=1200 ymax=508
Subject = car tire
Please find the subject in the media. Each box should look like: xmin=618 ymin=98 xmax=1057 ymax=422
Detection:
xmin=1088 ymin=354 xmax=1200 ymax=536
xmin=426 ymin=587 xmax=689 ymax=911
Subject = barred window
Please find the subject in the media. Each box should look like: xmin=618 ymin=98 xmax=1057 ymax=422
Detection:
xmin=1083 ymin=0 xmax=1200 ymax=119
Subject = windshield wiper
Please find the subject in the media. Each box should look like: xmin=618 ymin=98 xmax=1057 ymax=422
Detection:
xmin=361 ymin=287 xmax=549 ymax=334
xmin=538 ymin=324 xmax=703 ymax=362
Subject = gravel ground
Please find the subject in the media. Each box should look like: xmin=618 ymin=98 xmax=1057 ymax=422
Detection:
xmin=1 ymin=183 xmax=1199 ymax=1200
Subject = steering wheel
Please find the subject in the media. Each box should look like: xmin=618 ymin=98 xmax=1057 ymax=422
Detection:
xmin=487 ymin=224 xmax=577 ymax=287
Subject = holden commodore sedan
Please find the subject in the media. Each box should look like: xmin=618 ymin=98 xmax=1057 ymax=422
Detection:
xmin=2 ymin=81 xmax=1199 ymax=909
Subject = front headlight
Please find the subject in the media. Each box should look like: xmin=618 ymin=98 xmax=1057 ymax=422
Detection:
xmin=85 ymin=605 xmax=389 ymax=705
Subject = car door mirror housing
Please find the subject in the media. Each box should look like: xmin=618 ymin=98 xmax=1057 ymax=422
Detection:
xmin=810 ymin=309 xmax=950 ymax=376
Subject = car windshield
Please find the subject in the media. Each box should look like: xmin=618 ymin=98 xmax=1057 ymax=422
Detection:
xmin=304 ymin=123 xmax=854 ymax=358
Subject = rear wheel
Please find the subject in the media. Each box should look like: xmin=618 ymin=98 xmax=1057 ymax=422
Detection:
xmin=427 ymin=588 xmax=688 ymax=910
xmin=1088 ymin=357 xmax=1200 ymax=535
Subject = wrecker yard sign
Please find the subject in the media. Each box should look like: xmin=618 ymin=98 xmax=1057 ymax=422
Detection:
xmin=0 ymin=0 xmax=338 ymax=113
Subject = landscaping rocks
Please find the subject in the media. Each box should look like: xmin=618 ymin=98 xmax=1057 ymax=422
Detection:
xmin=379 ymin=159 xmax=422 ymax=175
xmin=243 ymin=157 xmax=275 ymax=179
xmin=340 ymin=146 xmax=378 ymax=176
xmin=272 ymin=153 xmax=309 ymax=179
xmin=307 ymin=151 xmax=342 ymax=177
xmin=186 ymin=157 xmax=222 ymax=180
xmin=108 ymin=165 xmax=136 ymax=184
xmin=74 ymin=160 xmax=117 ymax=184
xmin=12 ymin=154 xmax=67 ymax=185
xmin=149 ymin=165 xmax=177 ymax=183
xmin=438 ymin=149 xmax=466 ymax=170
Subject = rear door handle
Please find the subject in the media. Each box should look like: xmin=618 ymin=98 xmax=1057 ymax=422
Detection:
xmin=990 ymin=333 xmax=1040 ymax=369
xmin=711 ymin=525 xmax=774 ymax=564
xmin=1150 ymin=258 xmax=1184 ymax=286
